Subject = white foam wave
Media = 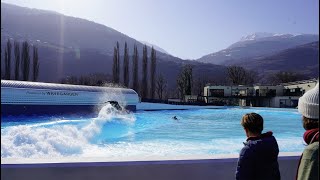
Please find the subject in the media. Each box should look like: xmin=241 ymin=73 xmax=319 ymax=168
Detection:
xmin=26 ymin=119 xmax=85 ymax=128
xmin=1 ymin=125 xmax=87 ymax=158
xmin=1 ymin=103 xmax=135 ymax=159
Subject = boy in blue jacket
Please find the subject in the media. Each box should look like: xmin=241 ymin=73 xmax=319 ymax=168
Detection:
xmin=236 ymin=113 xmax=280 ymax=180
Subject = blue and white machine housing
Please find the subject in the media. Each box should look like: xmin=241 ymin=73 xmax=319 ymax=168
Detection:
xmin=1 ymin=80 xmax=140 ymax=116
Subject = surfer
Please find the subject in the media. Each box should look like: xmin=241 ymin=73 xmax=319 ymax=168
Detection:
xmin=107 ymin=101 xmax=122 ymax=111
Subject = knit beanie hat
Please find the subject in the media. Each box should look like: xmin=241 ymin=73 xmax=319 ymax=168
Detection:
xmin=298 ymin=81 xmax=319 ymax=119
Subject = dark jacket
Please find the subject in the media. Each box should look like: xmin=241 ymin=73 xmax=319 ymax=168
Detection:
xmin=235 ymin=132 xmax=281 ymax=180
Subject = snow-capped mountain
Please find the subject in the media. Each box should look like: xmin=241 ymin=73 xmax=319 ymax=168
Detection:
xmin=240 ymin=32 xmax=275 ymax=41
xmin=239 ymin=32 xmax=304 ymax=41
xmin=197 ymin=32 xmax=318 ymax=65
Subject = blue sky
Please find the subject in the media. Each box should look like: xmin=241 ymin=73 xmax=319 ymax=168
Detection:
xmin=2 ymin=0 xmax=319 ymax=59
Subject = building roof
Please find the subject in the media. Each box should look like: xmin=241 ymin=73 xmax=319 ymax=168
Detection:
xmin=280 ymin=78 xmax=318 ymax=86
xmin=1 ymin=80 xmax=137 ymax=94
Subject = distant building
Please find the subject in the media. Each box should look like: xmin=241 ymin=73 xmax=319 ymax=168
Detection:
xmin=282 ymin=78 xmax=318 ymax=95
xmin=203 ymin=78 xmax=318 ymax=108
xmin=275 ymin=78 xmax=318 ymax=108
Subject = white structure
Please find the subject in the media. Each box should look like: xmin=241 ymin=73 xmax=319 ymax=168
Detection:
xmin=1 ymin=80 xmax=140 ymax=116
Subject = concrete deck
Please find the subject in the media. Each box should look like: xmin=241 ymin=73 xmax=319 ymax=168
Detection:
xmin=1 ymin=152 xmax=301 ymax=180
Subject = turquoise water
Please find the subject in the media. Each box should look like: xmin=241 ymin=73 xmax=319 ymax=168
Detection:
xmin=1 ymin=105 xmax=305 ymax=159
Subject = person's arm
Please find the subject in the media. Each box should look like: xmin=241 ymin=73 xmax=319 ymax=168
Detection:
xmin=236 ymin=145 xmax=254 ymax=180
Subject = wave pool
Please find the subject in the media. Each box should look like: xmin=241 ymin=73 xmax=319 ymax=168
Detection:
xmin=1 ymin=105 xmax=305 ymax=160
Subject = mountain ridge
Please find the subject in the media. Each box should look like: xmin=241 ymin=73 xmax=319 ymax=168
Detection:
xmin=197 ymin=32 xmax=318 ymax=65
xmin=1 ymin=2 xmax=318 ymax=91
xmin=1 ymin=2 xmax=228 ymax=93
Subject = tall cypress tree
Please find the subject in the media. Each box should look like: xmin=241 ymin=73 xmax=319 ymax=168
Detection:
xmin=141 ymin=44 xmax=148 ymax=98
xmin=14 ymin=41 xmax=20 ymax=80
xmin=123 ymin=42 xmax=129 ymax=87
xmin=32 ymin=46 xmax=39 ymax=81
xmin=132 ymin=44 xmax=139 ymax=92
xmin=4 ymin=48 xmax=8 ymax=79
xmin=4 ymin=39 xmax=12 ymax=80
xmin=21 ymin=41 xmax=30 ymax=81
xmin=112 ymin=46 xmax=118 ymax=83
xmin=1 ymin=49 xmax=3 ymax=79
xmin=116 ymin=41 xmax=120 ymax=84
xmin=150 ymin=46 xmax=157 ymax=99
xmin=112 ymin=42 xmax=120 ymax=84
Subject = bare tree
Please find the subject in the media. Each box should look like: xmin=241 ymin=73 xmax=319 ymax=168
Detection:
xmin=193 ymin=76 xmax=207 ymax=96
xmin=177 ymin=74 xmax=184 ymax=99
xmin=32 ymin=46 xmax=39 ymax=81
xmin=176 ymin=64 xmax=193 ymax=100
xmin=227 ymin=65 xmax=254 ymax=85
xmin=155 ymin=73 xmax=167 ymax=100
xmin=150 ymin=46 xmax=157 ymax=99
xmin=267 ymin=71 xmax=304 ymax=85
xmin=123 ymin=42 xmax=129 ymax=87
xmin=14 ymin=41 xmax=20 ymax=80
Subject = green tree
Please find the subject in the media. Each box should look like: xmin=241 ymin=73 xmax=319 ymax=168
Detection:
xmin=4 ymin=47 xmax=8 ymax=79
xmin=14 ymin=41 xmax=20 ymax=80
xmin=1 ymin=49 xmax=3 ymax=79
xmin=141 ymin=44 xmax=148 ymax=98
xmin=32 ymin=46 xmax=39 ymax=81
xmin=123 ymin=42 xmax=129 ymax=87
xmin=21 ymin=41 xmax=30 ymax=81
xmin=112 ymin=46 xmax=118 ymax=83
xmin=112 ymin=42 xmax=120 ymax=84
xmin=116 ymin=42 xmax=120 ymax=84
xmin=132 ymin=44 xmax=139 ymax=92
xmin=4 ymin=39 xmax=12 ymax=80
xmin=150 ymin=46 xmax=157 ymax=99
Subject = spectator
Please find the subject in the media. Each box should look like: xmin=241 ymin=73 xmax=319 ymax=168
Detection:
xmin=236 ymin=112 xmax=280 ymax=180
xmin=296 ymin=82 xmax=319 ymax=180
